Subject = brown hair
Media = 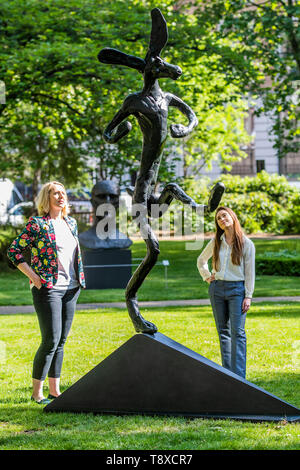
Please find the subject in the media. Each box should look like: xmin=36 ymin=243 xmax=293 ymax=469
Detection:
xmin=213 ymin=207 xmax=244 ymax=271
xmin=36 ymin=181 xmax=70 ymax=217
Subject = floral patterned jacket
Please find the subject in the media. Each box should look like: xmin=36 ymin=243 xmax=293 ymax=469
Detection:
xmin=7 ymin=214 xmax=86 ymax=289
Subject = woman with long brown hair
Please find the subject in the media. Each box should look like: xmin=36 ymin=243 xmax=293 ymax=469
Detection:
xmin=197 ymin=206 xmax=255 ymax=378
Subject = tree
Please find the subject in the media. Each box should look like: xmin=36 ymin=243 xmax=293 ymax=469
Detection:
xmin=189 ymin=0 xmax=300 ymax=159
xmin=0 ymin=0 xmax=252 ymax=191
xmin=0 ymin=92 xmax=90 ymax=200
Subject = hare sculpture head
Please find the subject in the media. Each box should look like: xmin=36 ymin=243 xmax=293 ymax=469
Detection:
xmin=98 ymin=8 xmax=182 ymax=87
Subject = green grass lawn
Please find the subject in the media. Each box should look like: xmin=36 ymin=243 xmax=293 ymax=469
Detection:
xmin=1 ymin=239 xmax=300 ymax=306
xmin=0 ymin=303 xmax=299 ymax=450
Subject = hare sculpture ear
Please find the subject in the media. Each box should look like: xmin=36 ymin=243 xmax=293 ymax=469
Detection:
xmin=98 ymin=48 xmax=145 ymax=73
xmin=148 ymin=8 xmax=168 ymax=57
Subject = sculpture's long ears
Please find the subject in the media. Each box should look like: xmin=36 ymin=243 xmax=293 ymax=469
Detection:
xmin=98 ymin=48 xmax=146 ymax=73
xmin=148 ymin=8 xmax=168 ymax=57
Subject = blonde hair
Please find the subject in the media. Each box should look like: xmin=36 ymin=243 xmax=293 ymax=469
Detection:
xmin=36 ymin=181 xmax=70 ymax=217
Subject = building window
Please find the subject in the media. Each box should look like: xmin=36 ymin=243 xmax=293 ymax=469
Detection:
xmin=256 ymin=160 xmax=265 ymax=173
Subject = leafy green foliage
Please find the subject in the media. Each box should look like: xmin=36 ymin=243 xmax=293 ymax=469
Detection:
xmin=191 ymin=0 xmax=300 ymax=159
xmin=0 ymin=225 xmax=20 ymax=263
xmin=0 ymin=0 xmax=251 ymax=191
xmin=184 ymin=171 xmax=300 ymax=233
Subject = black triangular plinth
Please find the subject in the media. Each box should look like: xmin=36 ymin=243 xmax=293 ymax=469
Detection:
xmin=44 ymin=333 xmax=300 ymax=422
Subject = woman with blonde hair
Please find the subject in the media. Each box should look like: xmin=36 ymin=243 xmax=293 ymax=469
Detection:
xmin=8 ymin=181 xmax=85 ymax=404
xmin=197 ymin=206 xmax=255 ymax=378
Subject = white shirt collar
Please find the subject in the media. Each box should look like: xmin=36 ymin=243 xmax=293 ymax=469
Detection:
xmin=220 ymin=233 xmax=231 ymax=247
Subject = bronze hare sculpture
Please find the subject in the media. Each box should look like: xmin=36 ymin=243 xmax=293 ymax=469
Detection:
xmin=98 ymin=8 xmax=225 ymax=334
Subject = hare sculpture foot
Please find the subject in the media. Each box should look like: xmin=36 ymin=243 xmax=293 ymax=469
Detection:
xmin=126 ymin=297 xmax=158 ymax=334
xmin=206 ymin=182 xmax=226 ymax=214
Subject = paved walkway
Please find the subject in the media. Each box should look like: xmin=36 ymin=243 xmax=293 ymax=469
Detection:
xmin=0 ymin=296 xmax=299 ymax=315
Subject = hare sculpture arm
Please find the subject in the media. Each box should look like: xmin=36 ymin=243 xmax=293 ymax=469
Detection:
xmin=103 ymin=109 xmax=132 ymax=144
xmin=167 ymin=94 xmax=198 ymax=138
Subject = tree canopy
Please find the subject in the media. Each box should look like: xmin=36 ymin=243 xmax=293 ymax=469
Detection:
xmin=190 ymin=0 xmax=300 ymax=159
xmin=1 ymin=0 xmax=271 ymax=195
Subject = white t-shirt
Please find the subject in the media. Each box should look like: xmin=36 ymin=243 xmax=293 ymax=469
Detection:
xmin=51 ymin=218 xmax=79 ymax=290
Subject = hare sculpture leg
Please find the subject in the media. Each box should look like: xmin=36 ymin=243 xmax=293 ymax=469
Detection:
xmin=125 ymin=212 xmax=159 ymax=334
xmin=148 ymin=182 xmax=225 ymax=217
xmin=125 ymin=182 xmax=225 ymax=334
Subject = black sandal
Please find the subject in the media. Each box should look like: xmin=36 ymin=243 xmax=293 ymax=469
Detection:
xmin=47 ymin=394 xmax=59 ymax=400
xmin=31 ymin=396 xmax=51 ymax=405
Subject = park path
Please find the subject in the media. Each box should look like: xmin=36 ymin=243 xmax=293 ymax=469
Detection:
xmin=0 ymin=296 xmax=299 ymax=315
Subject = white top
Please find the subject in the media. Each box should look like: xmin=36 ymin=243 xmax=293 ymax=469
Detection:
xmin=51 ymin=218 xmax=79 ymax=290
xmin=197 ymin=234 xmax=255 ymax=298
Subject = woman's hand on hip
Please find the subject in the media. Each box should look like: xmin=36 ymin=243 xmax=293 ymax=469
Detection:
xmin=17 ymin=262 xmax=43 ymax=289
xmin=242 ymin=297 xmax=251 ymax=313
xmin=31 ymin=273 xmax=42 ymax=289
xmin=206 ymin=274 xmax=215 ymax=284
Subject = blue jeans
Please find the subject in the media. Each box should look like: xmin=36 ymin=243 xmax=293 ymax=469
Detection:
xmin=209 ymin=280 xmax=247 ymax=378
xmin=31 ymin=286 xmax=80 ymax=381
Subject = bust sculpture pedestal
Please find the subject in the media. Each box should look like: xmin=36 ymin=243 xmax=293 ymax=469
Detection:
xmin=82 ymin=248 xmax=132 ymax=290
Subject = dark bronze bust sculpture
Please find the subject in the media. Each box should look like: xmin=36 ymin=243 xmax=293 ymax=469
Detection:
xmin=98 ymin=8 xmax=225 ymax=334
xmin=79 ymin=180 xmax=132 ymax=250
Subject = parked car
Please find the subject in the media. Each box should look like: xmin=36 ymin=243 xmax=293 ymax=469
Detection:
xmin=0 ymin=178 xmax=23 ymax=219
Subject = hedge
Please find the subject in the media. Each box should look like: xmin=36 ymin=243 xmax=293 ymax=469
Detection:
xmin=183 ymin=171 xmax=300 ymax=234
xmin=0 ymin=225 xmax=19 ymax=264
xmin=256 ymin=251 xmax=300 ymax=276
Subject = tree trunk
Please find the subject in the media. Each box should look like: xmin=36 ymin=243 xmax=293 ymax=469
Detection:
xmin=32 ymin=166 xmax=42 ymax=210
